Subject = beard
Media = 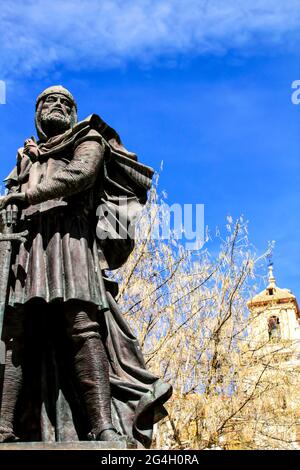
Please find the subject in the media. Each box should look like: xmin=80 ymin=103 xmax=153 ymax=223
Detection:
xmin=40 ymin=109 xmax=71 ymax=137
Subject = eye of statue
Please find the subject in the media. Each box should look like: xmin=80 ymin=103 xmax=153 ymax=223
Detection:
xmin=62 ymin=99 xmax=71 ymax=107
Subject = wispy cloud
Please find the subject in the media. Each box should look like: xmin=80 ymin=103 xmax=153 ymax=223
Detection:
xmin=1 ymin=0 xmax=300 ymax=78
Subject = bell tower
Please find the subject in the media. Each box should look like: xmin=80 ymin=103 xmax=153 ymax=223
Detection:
xmin=248 ymin=264 xmax=300 ymax=352
xmin=247 ymin=265 xmax=300 ymax=447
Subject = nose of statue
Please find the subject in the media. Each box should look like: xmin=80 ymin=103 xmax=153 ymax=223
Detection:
xmin=53 ymin=98 xmax=63 ymax=108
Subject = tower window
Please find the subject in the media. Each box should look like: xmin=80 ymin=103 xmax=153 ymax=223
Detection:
xmin=268 ymin=288 xmax=274 ymax=296
xmin=268 ymin=315 xmax=281 ymax=341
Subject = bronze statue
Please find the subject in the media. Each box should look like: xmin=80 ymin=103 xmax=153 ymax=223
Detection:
xmin=0 ymin=86 xmax=172 ymax=447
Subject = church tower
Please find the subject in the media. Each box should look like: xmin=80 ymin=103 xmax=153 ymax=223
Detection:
xmin=247 ymin=266 xmax=300 ymax=448
xmin=247 ymin=265 xmax=300 ymax=357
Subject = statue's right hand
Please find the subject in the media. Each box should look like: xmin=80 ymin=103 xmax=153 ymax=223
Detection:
xmin=0 ymin=193 xmax=29 ymax=229
xmin=1 ymin=204 xmax=19 ymax=225
xmin=0 ymin=193 xmax=27 ymax=209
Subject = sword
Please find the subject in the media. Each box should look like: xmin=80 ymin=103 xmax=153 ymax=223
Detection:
xmin=0 ymin=220 xmax=28 ymax=364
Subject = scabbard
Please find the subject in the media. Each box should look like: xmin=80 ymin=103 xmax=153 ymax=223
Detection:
xmin=0 ymin=225 xmax=13 ymax=365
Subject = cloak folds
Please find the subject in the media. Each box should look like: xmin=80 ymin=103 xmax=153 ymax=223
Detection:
xmin=1 ymin=115 xmax=172 ymax=447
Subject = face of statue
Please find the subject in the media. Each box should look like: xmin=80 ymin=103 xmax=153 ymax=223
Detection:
xmin=40 ymin=93 xmax=73 ymax=137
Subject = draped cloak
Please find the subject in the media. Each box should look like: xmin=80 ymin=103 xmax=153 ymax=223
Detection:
xmin=0 ymin=114 xmax=172 ymax=447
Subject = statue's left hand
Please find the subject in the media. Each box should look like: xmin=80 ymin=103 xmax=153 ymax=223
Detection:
xmin=0 ymin=193 xmax=27 ymax=211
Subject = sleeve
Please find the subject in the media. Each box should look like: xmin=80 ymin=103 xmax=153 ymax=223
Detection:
xmin=26 ymin=138 xmax=105 ymax=205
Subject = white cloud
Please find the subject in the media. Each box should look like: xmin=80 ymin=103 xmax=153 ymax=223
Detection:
xmin=1 ymin=0 xmax=300 ymax=78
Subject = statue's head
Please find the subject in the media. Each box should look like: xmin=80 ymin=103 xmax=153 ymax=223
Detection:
xmin=35 ymin=85 xmax=78 ymax=141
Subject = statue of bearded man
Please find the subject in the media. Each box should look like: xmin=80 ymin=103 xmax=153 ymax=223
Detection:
xmin=0 ymin=86 xmax=171 ymax=447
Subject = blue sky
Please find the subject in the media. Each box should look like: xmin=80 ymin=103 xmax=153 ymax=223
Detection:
xmin=1 ymin=0 xmax=300 ymax=297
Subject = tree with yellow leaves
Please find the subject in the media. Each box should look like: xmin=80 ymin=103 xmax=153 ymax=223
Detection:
xmin=113 ymin=187 xmax=300 ymax=450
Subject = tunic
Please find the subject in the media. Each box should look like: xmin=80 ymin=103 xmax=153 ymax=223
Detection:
xmin=8 ymin=131 xmax=107 ymax=308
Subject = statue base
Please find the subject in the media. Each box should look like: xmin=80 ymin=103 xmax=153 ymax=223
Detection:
xmin=0 ymin=439 xmax=136 ymax=450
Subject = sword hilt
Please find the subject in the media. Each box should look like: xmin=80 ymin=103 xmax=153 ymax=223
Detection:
xmin=0 ymin=230 xmax=28 ymax=244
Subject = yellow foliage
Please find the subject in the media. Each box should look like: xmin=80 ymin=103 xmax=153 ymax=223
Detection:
xmin=113 ymin=188 xmax=300 ymax=450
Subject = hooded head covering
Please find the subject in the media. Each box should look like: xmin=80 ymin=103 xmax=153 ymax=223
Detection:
xmin=35 ymin=85 xmax=78 ymax=142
